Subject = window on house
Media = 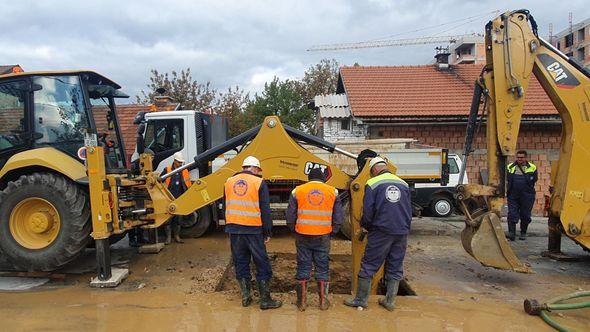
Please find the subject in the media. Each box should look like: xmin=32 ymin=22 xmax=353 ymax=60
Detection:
xmin=578 ymin=28 xmax=585 ymax=42
xmin=341 ymin=118 xmax=350 ymax=130
xmin=565 ymin=33 xmax=574 ymax=47
xmin=578 ymin=47 xmax=585 ymax=61
xmin=566 ymin=52 xmax=574 ymax=57
xmin=557 ymin=41 xmax=561 ymax=50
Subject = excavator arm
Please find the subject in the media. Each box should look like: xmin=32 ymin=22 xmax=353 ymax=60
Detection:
xmin=457 ymin=9 xmax=590 ymax=272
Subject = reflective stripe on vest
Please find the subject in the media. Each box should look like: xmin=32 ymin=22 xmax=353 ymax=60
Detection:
xmin=164 ymin=165 xmax=192 ymax=188
xmin=507 ymin=162 xmax=537 ymax=174
xmin=294 ymin=181 xmax=336 ymax=235
xmin=224 ymin=173 xmax=263 ymax=226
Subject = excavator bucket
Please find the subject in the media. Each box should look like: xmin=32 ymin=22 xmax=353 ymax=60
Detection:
xmin=461 ymin=212 xmax=532 ymax=273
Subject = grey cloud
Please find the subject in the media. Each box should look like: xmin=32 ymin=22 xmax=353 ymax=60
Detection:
xmin=0 ymin=0 xmax=587 ymax=100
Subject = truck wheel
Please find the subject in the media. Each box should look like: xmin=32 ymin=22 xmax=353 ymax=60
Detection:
xmin=180 ymin=206 xmax=212 ymax=238
xmin=0 ymin=173 xmax=91 ymax=271
xmin=430 ymin=195 xmax=454 ymax=218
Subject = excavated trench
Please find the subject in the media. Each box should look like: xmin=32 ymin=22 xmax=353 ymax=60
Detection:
xmin=216 ymin=252 xmax=416 ymax=296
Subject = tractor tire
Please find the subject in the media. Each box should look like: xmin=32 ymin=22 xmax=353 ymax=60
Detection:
xmin=180 ymin=206 xmax=212 ymax=238
xmin=0 ymin=173 xmax=91 ymax=271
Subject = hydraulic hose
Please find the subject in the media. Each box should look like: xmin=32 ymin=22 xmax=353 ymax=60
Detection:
xmin=524 ymin=291 xmax=590 ymax=332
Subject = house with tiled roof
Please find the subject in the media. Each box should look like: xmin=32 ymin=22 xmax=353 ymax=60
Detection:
xmin=315 ymin=59 xmax=561 ymax=214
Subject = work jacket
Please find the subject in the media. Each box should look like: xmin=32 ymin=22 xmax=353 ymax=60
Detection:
xmin=163 ymin=165 xmax=191 ymax=198
xmin=225 ymin=172 xmax=263 ymax=227
xmin=506 ymin=161 xmax=537 ymax=196
xmin=288 ymin=181 xmax=339 ymax=235
xmin=360 ymin=171 xmax=412 ymax=235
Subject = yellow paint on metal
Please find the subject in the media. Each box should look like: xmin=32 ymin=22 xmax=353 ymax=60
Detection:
xmin=9 ymin=198 xmax=60 ymax=250
xmin=0 ymin=147 xmax=86 ymax=182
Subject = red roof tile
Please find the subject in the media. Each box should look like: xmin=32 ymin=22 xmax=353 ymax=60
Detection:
xmin=339 ymin=64 xmax=558 ymax=118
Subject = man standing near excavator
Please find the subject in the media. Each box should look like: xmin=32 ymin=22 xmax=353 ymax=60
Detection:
xmin=286 ymin=168 xmax=343 ymax=311
xmin=224 ymin=156 xmax=282 ymax=310
xmin=345 ymin=157 xmax=412 ymax=311
xmin=161 ymin=152 xmax=192 ymax=244
xmin=506 ymin=150 xmax=538 ymax=241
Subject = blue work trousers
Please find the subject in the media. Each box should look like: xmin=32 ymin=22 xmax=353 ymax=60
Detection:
xmin=295 ymin=234 xmax=330 ymax=281
xmin=507 ymin=192 xmax=535 ymax=232
xmin=230 ymin=233 xmax=272 ymax=281
xmin=359 ymin=232 xmax=407 ymax=281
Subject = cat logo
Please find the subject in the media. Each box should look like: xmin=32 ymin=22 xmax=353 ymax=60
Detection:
xmin=303 ymin=162 xmax=332 ymax=180
xmin=537 ymin=54 xmax=580 ymax=89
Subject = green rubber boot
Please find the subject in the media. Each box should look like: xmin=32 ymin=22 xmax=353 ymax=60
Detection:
xmin=344 ymin=277 xmax=371 ymax=309
xmin=378 ymin=279 xmax=400 ymax=311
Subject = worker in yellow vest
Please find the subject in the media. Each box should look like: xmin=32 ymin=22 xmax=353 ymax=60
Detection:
xmin=161 ymin=152 xmax=192 ymax=244
xmin=286 ymin=168 xmax=343 ymax=311
xmin=224 ymin=156 xmax=282 ymax=310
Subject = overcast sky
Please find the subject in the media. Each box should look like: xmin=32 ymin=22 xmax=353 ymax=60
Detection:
xmin=1 ymin=1 xmax=588 ymax=101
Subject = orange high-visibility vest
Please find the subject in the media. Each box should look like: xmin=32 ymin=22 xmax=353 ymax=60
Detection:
xmin=294 ymin=181 xmax=337 ymax=235
xmin=224 ymin=173 xmax=263 ymax=227
xmin=165 ymin=166 xmax=192 ymax=188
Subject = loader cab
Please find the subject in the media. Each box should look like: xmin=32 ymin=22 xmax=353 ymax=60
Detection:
xmin=0 ymin=71 xmax=128 ymax=170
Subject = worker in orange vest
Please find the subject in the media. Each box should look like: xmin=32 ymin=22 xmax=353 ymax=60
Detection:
xmin=224 ymin=156 xmax=282 ymax=310
xmin=161 ymin=152 xmax=192 ymax=244
xmin=286 ymin=168 xmax=343 ymax=311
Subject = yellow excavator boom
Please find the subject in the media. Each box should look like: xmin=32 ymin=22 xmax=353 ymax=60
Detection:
xmin=457 ymin=9 xmax=590 ymax=272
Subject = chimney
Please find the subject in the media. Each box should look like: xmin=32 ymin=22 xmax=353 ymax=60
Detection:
xmin=154 ymin=95 xmax=174 ymax=108
xmin=434 ymin=46 xmax=451 ymax=71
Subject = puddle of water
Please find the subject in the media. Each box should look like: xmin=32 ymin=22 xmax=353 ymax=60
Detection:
xmin=0 ymin=277 xmax=49 ymax=291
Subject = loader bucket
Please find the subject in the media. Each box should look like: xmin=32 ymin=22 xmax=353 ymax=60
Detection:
xmin=461 ymin=212 xmax=532 ymax=273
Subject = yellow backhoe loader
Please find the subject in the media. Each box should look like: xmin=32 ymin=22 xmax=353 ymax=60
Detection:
xmin=0 ymin=69 xmax=447 ymax=290
xmin=456 ymin=9 xmax=590 ymax=273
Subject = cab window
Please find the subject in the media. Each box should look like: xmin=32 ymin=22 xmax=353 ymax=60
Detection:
xmin=0 ymin=81 xmax=27 ymax=152
xmin=448 ymin=158 xmax=459 ymax=174
xmin=144 ymin=119 xmax=183 ymax=153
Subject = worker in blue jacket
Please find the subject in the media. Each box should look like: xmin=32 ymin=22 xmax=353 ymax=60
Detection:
xmin=506 ymin=150 xmax=538 ymax=241
xmin=345 ymin=157 xmax=412 ymax=311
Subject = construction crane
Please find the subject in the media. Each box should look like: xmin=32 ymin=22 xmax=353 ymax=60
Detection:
xmin=307 ymin=33 xmax=480 ymax=52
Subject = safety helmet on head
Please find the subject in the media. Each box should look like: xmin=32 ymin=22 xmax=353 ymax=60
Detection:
xmin=369 ymin=156 xmax=386 ymax=170
xmin=173 ymin=152 xmax=185 ymax=163
xmin=242 ymin=156 xmax=261 ymax=169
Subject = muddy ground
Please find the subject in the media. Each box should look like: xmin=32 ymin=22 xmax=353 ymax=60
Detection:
xmin=0 ymin=217 xmax=589 ymax=331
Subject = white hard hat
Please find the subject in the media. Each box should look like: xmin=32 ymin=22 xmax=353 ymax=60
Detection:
xmin=369 ymin=156 xmax=386 ymax=169
xmin=173 ymin=152 xmax=185 ymax=163
xmin=242 ymin=156 xmax=261 ymax=169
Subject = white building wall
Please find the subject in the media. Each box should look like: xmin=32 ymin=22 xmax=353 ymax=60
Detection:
xmin=321 ymin=117 xmax=367 ymax=142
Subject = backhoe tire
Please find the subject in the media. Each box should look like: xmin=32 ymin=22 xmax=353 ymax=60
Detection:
xmin=0 ymin=173 xmax=91 ymax=271
xmin=180 ymin=206 xmax=212 ymax=238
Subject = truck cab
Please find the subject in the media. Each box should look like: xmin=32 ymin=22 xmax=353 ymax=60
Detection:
xmin=132 ymin=109 xmax=228 ymax=237
xmin=414 ymin=153 xmax=466 ymax=217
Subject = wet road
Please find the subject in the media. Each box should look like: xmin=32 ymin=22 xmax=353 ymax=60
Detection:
xmin=0 ymin=217 xmax=589 ymax=331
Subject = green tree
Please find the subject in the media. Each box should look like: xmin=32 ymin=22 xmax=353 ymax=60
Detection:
xmin=245 ymin=77 xmax=313 ymax=132
xmin=214 ymin=86 xmax=250 ymax=137
xmin=136 ymin=68 xmax=216 ymax=111
xmin=297 ymin=58 xmax=340 ymax=103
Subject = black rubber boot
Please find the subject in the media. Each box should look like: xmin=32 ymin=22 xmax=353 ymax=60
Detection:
xmin=520 ymin=224 xmax=528 ymax=240
xmin=507 ymin=223 xmax=516 ymax=241
xmin=164 ymin=225 xmax=172 ymax=245
xmin=318 ymin=280 xmax=330 ymax=310
xmin=378 ymin=279 xmax=400 ymax=311
xmin=295 ymin=280 xmax=307 ymax=311
xmin=238 ymin=279 xmax=252 ymax=307
xmin=258 ymin=279 xmax=282 ymax=310
xmin=344 ymin=277 xmax=371 ymax=309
